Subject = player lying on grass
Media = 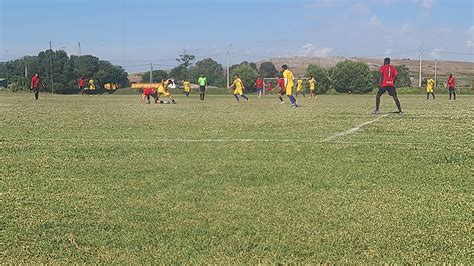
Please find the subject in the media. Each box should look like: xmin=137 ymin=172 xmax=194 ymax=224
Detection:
xmin=155 ymin=79 xmax=176 ymax=104
xmin=273 ymin=75 xmax=286 ymax=104
xmin=282 ymin=64 xmax=298 ymax=108
xmin=142 ymin=87 xmax=157 ymax=104
xmin=374 ymin=57 xmax=402 ymax=114
xmin=229 ymin=74 xmax=250 ymax=103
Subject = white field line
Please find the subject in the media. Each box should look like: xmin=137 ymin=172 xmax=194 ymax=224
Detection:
xmin=0 ymin=138 xmax=467 ymax=147
xmin=0 ymin=114 xmax=398 ymax=144
xmin=323 ymin=114 xmax=389 ymax=142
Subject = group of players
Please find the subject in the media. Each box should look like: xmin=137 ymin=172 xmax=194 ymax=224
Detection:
xmin=139 ymin=59 xmax=458 ymax=113
xmin=140 ymin=64 xmax=319 ymax=108
xmin=30 ymin=58 xmax=460 ymax=114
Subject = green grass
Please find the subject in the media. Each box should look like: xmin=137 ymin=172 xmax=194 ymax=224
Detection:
xmin=1 ymin=92 xmax=472 ymax=263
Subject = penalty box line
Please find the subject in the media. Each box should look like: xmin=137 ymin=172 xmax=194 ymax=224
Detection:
xmin=323 ymin=114 xmax=389 ymax=142
xmin=2 ymin=115 xmax=390 ymax=144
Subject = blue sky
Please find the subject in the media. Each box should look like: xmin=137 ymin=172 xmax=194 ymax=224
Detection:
xmin=1 ymin=0 xmax=473 ymax=72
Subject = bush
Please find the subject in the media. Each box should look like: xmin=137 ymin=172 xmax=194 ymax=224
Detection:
xmin=305 ymin=64 xmax=331 ymax=94
xmin=230 ymin=63 xmax=259 ymax=92
xmin=332 ymin=60 xmax=372 ymax=93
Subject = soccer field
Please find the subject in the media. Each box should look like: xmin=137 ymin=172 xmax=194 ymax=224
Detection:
xmin=1 ymin=93 xmax=472 ymax=263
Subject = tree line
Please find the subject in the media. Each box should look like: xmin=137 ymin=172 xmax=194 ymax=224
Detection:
xmin=148 ymin=54 xmax=411 ymax=94
xmin=0 ymin=50 xmax=411 ymax=94
xmin=0 ymin=50 xmax=129 ymax=94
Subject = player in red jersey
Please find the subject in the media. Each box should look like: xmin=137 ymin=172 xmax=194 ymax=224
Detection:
xmin=253 ymin=76 xmax=264 ymax=98
xmin=265 ymin=81 xmax=273 ymax=95
xmin=142 ymin=87 xmax=157 ymax=104
xmin=447 ymin=74 xmax=456 ymax=100
xmin=78 ymin=77 xmax=85 ymax=95
xmin=374 ymin=58 xmax=402 ymax=114
xmin=273 ymin=75 xmax=285 ymax=104
xmin=30 ymin=73 xmax=45 ymax=100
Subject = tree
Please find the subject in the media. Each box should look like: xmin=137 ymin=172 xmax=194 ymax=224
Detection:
xmin=305 ymin=64 xmax=332 ymax=93
xmin=259 ymin=61 xmax=279 ymax=78
xmin=95 ymin=61 xmax=129 ymax=87
xmin=141 ymin=70 xmax=169 ymax=83
xmin=171 ymin=54 xmax=195 ymax=81
xmin=176 ymin=54 xmax=195 ymax=69
xmin=331 ymin=60 xmax=372 ymax=93
xmin=0 ymin=50 xmax=129 ymax=94
xmin=170 ymin=65 xmax=186 ymax=81
xmin=230 ymin=63 xmax=259 ymax=91
xmin=395 ymin=65 xmax=411 ymax=87
xmin=190 ymin=58 xmax=225 ymax=87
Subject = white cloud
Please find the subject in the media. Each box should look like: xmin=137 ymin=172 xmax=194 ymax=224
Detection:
xmin=369 ymin=15 xmax=381 ymax=26
xmin=467 ymin=26 xmax=474 ymax=49
xmin=401 ymin=23 xmax=410 ymax=33
xmin=299 ymin=43 xmax=333 ymax=57
xmin=385 ymin=49 xmax=392 ymax=56
xmin=430 ymin=49 xmax=441 ymax=59
xmin=414 ymin=0 xmax=434 ymax=9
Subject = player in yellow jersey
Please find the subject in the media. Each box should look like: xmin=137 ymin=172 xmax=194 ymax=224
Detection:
xmin=308 ymin=76 xmax=317 ymax=100
xmin=183 ymin=79 xmax=191 ymax=97
xmin=296 ymin=75 xmax=305 ymax=98
xmin=155 ymin=79 xmax=176 ymax=104
xmin=282 ymin=64 xmax=297 ymax=107
xmin=229 ymin=74 xmax=250 ymax=103
xmin=426 ymin=77 xmax=435 ymax=100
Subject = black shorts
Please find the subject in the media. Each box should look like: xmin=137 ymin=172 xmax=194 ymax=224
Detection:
xmin=279 ymin=90 xmax=285 ymax=95
xmin=199 ymin=86 xmax=206 ymax=93
xmin=378 ymin=86 xmax=396 ymax=96
xmin=448 ymin=87 xmax=455 ymax=91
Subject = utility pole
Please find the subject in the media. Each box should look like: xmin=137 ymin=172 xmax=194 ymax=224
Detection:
xmin=78 ymin=42 xmax=81 ymax=56
xmin=226 ymin=48 xmax=230 ymax=88
xmin=434 ymin=59 xmax=438 ymax=87
xmin=418 ymin=41 xmax=423 ymax=88
xmin=149 ymin=63 xmax=153 ymax=84
xmin=49 ymin=41 xmax=54 ymax=93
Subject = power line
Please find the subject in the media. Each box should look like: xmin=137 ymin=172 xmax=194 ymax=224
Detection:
xmin=356 ymin=50 xmax=419 ymax=58
xmin=229 ymin=53 xmax=269 ymax=59
xmin=424 ymin=50 xmax=474 ymax=56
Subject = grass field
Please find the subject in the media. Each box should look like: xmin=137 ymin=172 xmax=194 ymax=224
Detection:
xmin=1 ymin=92 xmax=472 ymax=263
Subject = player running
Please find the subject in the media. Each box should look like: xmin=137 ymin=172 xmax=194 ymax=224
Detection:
xmin=229 ymin=74 xmax=250 ymax=103
xmin=308 ymin=76 xmax=317 ymax=99
xmin=155 ymin=79 xmax=176 ymax=104
xmin=273 ymin=75 xmax=285 ymax=104
xmin=447 ymin=74 xmax=456 ymax=100
xmin=183 ymin=79 xmax=191 ymax=97
xmin=374 ymin=58 xmax=402 ymax=114
xmin=254 ymin=76 xmax=264 ymax=98
xmin=426 ymin=76 xmax=435 ymax=100
xmin=282 ymin=64 xmax=297 ymax=108
xmin=296 ymin=75 xmax=305 ymax=98
xmin=30 ymin=73 xmax=45 ymax=100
